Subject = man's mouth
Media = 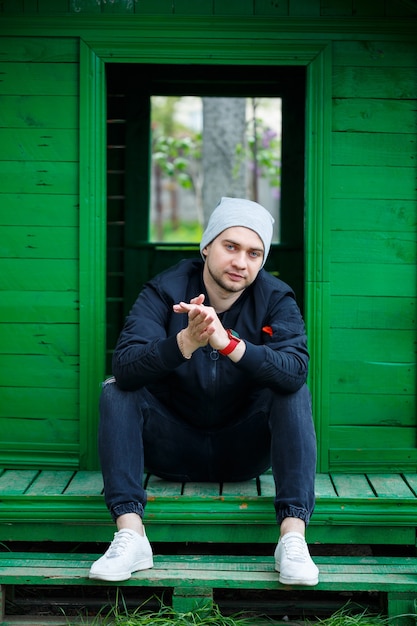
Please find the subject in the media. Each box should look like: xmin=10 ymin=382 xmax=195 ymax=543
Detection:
xmin=227 ymin=272 xmax=245 ymax=282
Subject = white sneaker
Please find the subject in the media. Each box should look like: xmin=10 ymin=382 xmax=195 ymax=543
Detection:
xmin=89 ymin=528 xmax=154 ymax=582
xmin=274 ymin=531 xmax=319 ymax=586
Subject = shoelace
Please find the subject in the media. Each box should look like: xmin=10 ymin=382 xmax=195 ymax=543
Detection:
xmin=282 ymin=535 xmax=308 ymax=562
xmin=106 ymin=530 xmax=135 ymax=558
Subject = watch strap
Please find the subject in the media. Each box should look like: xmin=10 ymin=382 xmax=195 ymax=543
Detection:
xmin=218 ymin=329 xmax=241 ymax=355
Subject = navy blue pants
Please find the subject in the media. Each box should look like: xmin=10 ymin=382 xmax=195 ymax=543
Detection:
xmin=98 ymin=380 xmax=317 ymax=527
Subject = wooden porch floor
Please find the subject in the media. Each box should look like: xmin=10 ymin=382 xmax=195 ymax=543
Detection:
xmin=0 ymin=469 xmax=416 ymax=546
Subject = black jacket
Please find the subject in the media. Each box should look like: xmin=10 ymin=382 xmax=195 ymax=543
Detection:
xmin=112 ymin=259 xmax=309 ymax=428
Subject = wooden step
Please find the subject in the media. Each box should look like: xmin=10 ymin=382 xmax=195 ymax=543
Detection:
xmin=0 ymin=469 xmax=416 ymax=545
xmin=0 ymin=553 xmax=417 ymax=625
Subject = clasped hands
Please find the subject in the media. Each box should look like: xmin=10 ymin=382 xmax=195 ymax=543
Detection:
xmin=173 ymin=293 xmax=230 ymax=355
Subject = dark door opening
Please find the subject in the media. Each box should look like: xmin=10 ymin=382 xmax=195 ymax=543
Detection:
xmin=105 ymin=63 xmax=306 ymax=372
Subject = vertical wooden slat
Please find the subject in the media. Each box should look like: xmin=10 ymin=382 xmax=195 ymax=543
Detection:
xmin=78 ymin=41 xmax=107 ymax=470
xmin=305 ymin=44 xmax=332 ymax=472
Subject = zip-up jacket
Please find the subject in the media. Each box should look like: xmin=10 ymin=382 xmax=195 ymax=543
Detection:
xmin=112 ymin=258 xmax=309 ymax=429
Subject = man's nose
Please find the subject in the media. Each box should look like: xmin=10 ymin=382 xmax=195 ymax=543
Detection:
xmin=233 ymin=251 xmax=247 ymax=268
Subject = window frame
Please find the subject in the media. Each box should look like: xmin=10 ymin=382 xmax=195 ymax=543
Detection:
xmin=79 ymin=37 xmax=331 ymax=471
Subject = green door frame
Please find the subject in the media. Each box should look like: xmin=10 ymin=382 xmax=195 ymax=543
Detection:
xmin=78 ymin=35 xmax=332 ymax=471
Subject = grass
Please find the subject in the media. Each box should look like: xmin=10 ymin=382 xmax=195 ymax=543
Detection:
xmin=71 ymin=597 xmax=415 ymax=626
xmin=73 ymin=595 xmax=252 ymax=625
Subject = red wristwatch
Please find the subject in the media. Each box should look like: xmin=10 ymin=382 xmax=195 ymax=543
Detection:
xmin=218 ymin=329 xmax=241 ymax=356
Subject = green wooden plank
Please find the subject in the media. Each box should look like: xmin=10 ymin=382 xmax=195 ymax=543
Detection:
xmin=0 ymin=387 xmax=78 ymax=420
xmin=329 ymin=329 xmax=415 ymax=362
xmin=0 ymin=355 xmax=79 ymax=388
xmin=331 ymin=231 xmax=416 ymax=265
xmin=221 ymin=479 xmax=258 ymax=496
xmin=78 ymin=39 xmax=106 ymax=471
xmin=0 ymin=35 xmax=79 ymax=62
xmin=146 ymin=475 xmax=183 ymax=497
xmin=258 ymin=472 xmax=275 ymax=497
xmin=330 ymin=296 xmax=416 ymax=330
xmin=314 ymin=473 xmax=337 ymax=498
xmin=331 ymin=263 xmax=416 ymax=297
xmin=330 ymin=394 xmax=416 ymax=427
xmin=25 ymin=470 xmax=75 ymax=495
xmin=330 ymin=355 xmax=416 ymax=396
xmin=182 ymin=482 xmax=221 ymax=496
xmin=64 ymin=471 xmax=104 ymax=495
xmin=213 ymin=0 xmax=254 ymax=16
xmin=38 ymin=0 xmax=71 ymax=13
xmin=333 ymin=67 xmax=417 ymax=99
xmin=330 ymin=199 xmax=416 ymax=232
xmin=0 ymin=291 xmax=79 ymax=323
xmin=403 ymin=474 xmax=417 ymax=495
xmin=332 ymin=132 xmax=416 ymax=167
xmin=1 ymin=226 xmax=78 ymax=259
xmin=385 ymin=0 xmax=417 ymax=15
xmin=0 ymin=443 xmax=79 ymax=468
xmin=255 ymin=0 xmax=289 ymax=15
xmin=0 ymin=417 xmax=78 ymax=445
xmin=2 ymin=323 xmax=78 ymax=356
xmin=330 ymin=427 xmax=417 ymax=450
xmin=289 ymin=0 xmax=320 ymax=16
xmin=0 ymin=554 xmax=416 ymax=591
xmin=332 ymin=99 xmax=417 ymax=133
xmin=0 ymin=95 xmax=78 ymax=129
xmin=0 ymin=128 xmax=78 ymax=161
xmin=0 ymin=162 xmax=77 ymax=194
xmin=333 ymin=41 xmax=417 ymax=67
xmin=133 ymin=0 xmax=173 ymax=14
xmin=0 ymin=469 xmax=38 ymax=494
xmin=367 ymin=474 xmax=416 ymax=499
xmin=0 ymin=63 xmax=78 ymax=96
xmin=329 ymin=448 xmax=417 ymax=470
xmin=0 ymin=259 xmax=77 ymax=291
xmin=330 ymin=360 xmax=415 ymax=395
xmin=321 ymin=0 xmax=352 ymax=15
xmin=331 ymin=474 xmax=375 ymax=498
xmin=309 ymin=525 xmax=414 ymax=546
xmin=0 ymin=194 xmax=79 ymax=227
xmin=330 ymin=165 xmax=417 ymax=200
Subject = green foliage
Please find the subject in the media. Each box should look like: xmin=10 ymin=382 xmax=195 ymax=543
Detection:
xmin=69 ymin=597 xmax=417 ymax=626
xmin=150 ymin=220 xmax=203 ymax=243
xmin=310 ymin=603 xmax=414 ymax=626
xmin=73 ymin=596 xmax=252 ymax=626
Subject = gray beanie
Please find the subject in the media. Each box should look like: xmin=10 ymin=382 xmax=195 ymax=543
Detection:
xmin=200 ymin=197 xmax=275 ymax=268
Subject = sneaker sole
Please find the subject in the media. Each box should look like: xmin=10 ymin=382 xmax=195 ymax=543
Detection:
xmin=89 ymin=556 xmax=154 ymax=582
xmin=277 ymin=572 xmax=319 ymax=586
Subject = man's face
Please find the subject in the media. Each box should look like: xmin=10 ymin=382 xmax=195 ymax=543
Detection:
xmin=202 ymin=226 xmax=264 ymax=294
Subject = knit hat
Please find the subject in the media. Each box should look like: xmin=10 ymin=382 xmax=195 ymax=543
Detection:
xmin=200 ymin=197 xmax=275 ymax=268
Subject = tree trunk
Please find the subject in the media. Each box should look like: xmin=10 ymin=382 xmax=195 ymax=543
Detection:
xmin=202 ymin=97 xmax=247 ymax=225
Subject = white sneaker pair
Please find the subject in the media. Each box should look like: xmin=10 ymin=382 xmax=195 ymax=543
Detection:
xmin=89 ymin=528 xmax=317 ymax=585
xmin=89 ymin=528 xmax=154 ymax=582
xmin=274 ymin=531 xmax=319 ymax=586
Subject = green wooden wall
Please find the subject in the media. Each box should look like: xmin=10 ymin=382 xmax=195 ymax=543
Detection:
xmin=0 ymin=0 xmax=416 ymax=473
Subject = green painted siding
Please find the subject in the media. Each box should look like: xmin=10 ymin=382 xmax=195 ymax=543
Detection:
xmin=1 ymin=0 xmax=416 ymax=16
xmin=329 ymin=39 xmax=417 ymax=470
xmin=0 ymin=37 xmax=81 ymax=468
xmin=0 ymin=3 xmax=415 ymax=473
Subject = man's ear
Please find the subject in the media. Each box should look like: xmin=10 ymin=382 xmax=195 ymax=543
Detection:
xmin=201 ymin=246 xmax=208 ymax=258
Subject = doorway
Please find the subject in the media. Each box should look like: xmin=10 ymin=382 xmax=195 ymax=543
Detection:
xmin=105 ymin=63 xmax=306 ymax=372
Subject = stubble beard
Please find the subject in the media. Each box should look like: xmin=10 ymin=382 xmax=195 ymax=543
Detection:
xmin=207 ymin=264 xmax=248 ymax=294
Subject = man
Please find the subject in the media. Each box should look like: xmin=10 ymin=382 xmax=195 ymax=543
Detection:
xmin=89 ymin=196 xmax=319 ymax=586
